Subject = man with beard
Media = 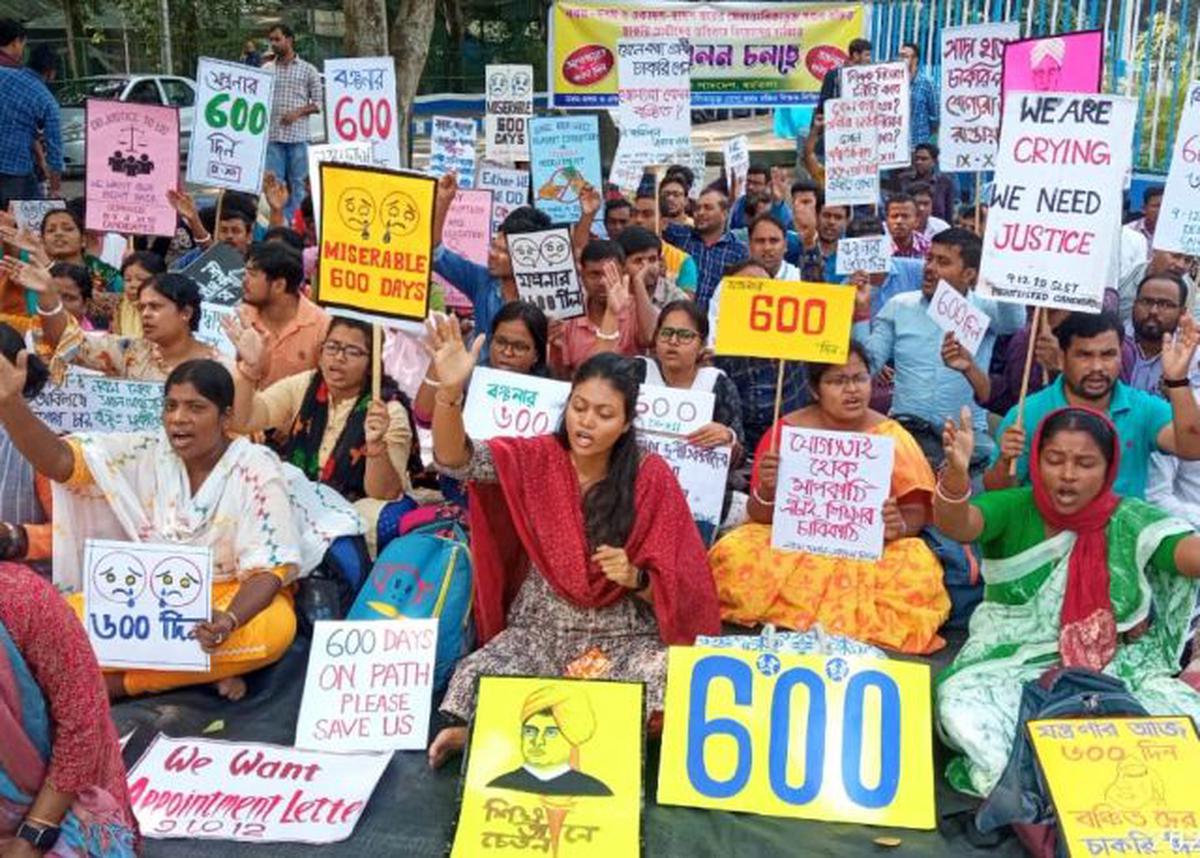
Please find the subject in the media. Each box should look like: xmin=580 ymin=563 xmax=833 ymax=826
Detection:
xmin=985 ymin=310 xmax=1200 ymax=497
xmin=662 ymin=187 xmax=748 ymax=310
xmin=1128 ymin=273 xmax=1191 ymax=395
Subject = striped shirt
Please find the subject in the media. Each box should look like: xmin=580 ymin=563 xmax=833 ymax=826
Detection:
xmin=269 ymin=54 xmax=323 ymax=144
xmin=0 ymin=425 xmax=44 ymax=524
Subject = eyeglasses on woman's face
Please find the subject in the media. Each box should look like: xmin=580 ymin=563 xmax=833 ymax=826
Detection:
xmin=321 ymin=340 xmax=369 ymax=360
xmin=821 ymin=372 xmax=871 ymax=388
xmin=492 ymin=334 xmax=532 ymax=355
xmin=657 ymin=326 xmax=700 ymax=344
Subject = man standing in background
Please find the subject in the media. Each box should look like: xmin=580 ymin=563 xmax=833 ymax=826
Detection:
xmin=0 ymin=19 xmax=61 ymax=206
xmin=900 ymin=41 xmax=938 ymax=146
xmin=266 ymin=23 xmax=321 ymax=222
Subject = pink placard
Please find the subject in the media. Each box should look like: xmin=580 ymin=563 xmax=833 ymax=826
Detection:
xmin=1001 ymin=30 xmax=1103 ymax=107
xmin=434 ymin=188 xmax=493 ymax=310
xmin=84 ymin=99 xmax=180 ymax=237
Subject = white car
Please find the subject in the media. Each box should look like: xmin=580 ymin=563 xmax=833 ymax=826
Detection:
xmin=56 ymin=75 xmax=198 ymax=176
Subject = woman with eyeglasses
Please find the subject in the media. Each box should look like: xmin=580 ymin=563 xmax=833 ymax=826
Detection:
xmin=708 ymin=340 xmax=950 ymax=654
xmin=226 ymin=314 xmax=416 ymax=514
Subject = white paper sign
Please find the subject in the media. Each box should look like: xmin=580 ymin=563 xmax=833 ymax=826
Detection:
xmin=429 ymin=116 xmax=478 ymax=186
xmin=477 ymin=164 xmax=530 ymax=235
xmin=507 ymin=226 xmax=585 ymax=319
xmin=672 ymin=148 xmax=708 ymax=199
xmin=126 ymin=735 xmax=390 ymax=843
xmin=927 ymin=280 xmax=991 ymax=356
xmin=823 ymin=97 xmax=879 ymax=207
xmin=841 ymin=62 xmax=910 ymax=169
xmin=979 ymin=93 xmax=1136 ymax=313
xmin=32 ymin=373 xmax=163 ymax=434
xmin=294 ymin=619 xmax=437 ymax=752
xmin=308 ymin=142 xmax=376 ymax=241
xmin=463 ymin=366 xmax=571 ymax=440
xmin=8 ymin=198 xmax=65 ymax=232
xmin=485 ymin=64 xmax=534 ymax=164
xmin=323 ymin=58 xmax=402 ymax=169
xmin=723 ymin=135 xmax=749 ymax=193
xmin=635 ymin=434 xmax=731 ymax=532
xmin=835 ymin=235 xmax=894 ymax=275
xmin=197 ymin=303 xmax=237 ymax=358
xmin=940 ymin=23 xmax=1020 ymax=171
xmin=187 ymin=58 xmax=275 ymax=193
xmin=771 ymin=427 xmax=895 ymax=560
xmin=609 ymin=138 xmax=646 ymax=194
xmin=617 ymin=38 xmax=692 ymax=160
xmin=83 ymin=539 xmax=212 ymax=671
xmin=635 ymin=384 xmax=714 ymax=436
xmin=1155 ymin=82 xmax=1200 ymax=257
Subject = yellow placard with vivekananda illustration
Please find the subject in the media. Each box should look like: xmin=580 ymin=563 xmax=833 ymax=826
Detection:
xmin=1028 ymin=716 xmax=1200 ymax=856
xmin=657 ymin=646 xmax=936 ymax=829
xmin=450 ymin=676 xmax=644 ymax=857
xmin=315 ymin=163 xmax=435 ymax=323
xmin=713 ymin=277 xmax=855 ymax=362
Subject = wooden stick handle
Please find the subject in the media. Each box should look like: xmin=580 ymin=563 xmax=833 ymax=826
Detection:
xmin=769 ymin=359 xmax=786 ymax=455
xmin=1009 ymin=305 xmax=1041 ymax=477
xmin=371 ymin=324 xmax=383 ymax=401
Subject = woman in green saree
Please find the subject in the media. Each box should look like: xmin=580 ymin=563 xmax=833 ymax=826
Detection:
xmin=933 ymin=405 xmax=1200 ymax=797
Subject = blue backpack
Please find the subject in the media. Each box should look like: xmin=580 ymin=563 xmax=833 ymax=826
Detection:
xmin=348 ymin=520 xmax=474 ymax=692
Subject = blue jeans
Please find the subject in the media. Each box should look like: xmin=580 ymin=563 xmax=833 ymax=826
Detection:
xmin=265 ymin=141 xmax=308 ymax=222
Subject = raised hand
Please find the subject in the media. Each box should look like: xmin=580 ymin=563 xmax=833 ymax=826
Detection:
xmin=603 ymin=259 xmax=631 ymax=315
xmin=220 ymin=310 xmax=268 ymax=374
xmin=580 ymin=182 xmax=602 ymax=218
xmin=423 ymin=311 xmax=483 ymax=390
xmin=263 ymin=171 xmax=289 ymax=213
xmin=0 ymin=224 xmax=48 ymax=266
xmin=1033 ymin=322 xmax=1063 ymax=375
xmin=364 ymin=399 xmax=389 ymax=445
xmin=997 ymin=423 xmax=1026 ymax=464
xmin=166 ymin=188 xmax=200 ymax=226
xmin=940 ymin=331 xmax=974 ymax=374
xmin=942 ymin=405 xmax=975 ymax=476
xmin=756 ymin=450 xmax=781 ymax=498
xmin=435 ymin=172 xmax=459 ymax=213
xmin=0 ymin=258 xmax=52 ymax=294
xmin=1162 ymin=314 xmax=1199 ymax=382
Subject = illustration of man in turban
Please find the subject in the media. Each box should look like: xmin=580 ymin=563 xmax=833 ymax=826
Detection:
xmin=1030 ymin=37 xmax=1065 ymax=91
xmin=487 ymin=684 xmax=613 ymax=796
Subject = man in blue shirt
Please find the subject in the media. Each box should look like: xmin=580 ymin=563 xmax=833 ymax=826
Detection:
xmin=900 ymin=42 xmax=938 ymax=146
xmin=985 ymin=310 xmax=1200 ymax=498
xmin=856 ymin=228 xmax=1025 ymax=464
xmin=663 ymin=188 xmax=748 ymax=310
xmin=729 ymin=164 xmax=794 ymax=231
xmin=0 ymin=19 xmax=62 ymax=206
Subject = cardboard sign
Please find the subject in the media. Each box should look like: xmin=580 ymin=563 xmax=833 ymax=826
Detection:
xmin=530 ymin=115 xmax=602 ymax=224
xmin=1028 ymin=716 xmax=1200 ymax=856
xmin=713 ymin=277 xmax=854 ymax=363
xmin=294 ymin=619 xmax=437 ymax=752
xmin=927 ymin=280 xmax=991 ymax=356
xmin=477 ymin=164 xmax=530 ymax=235
xmin=616 ymin=38 xmax=692 ymax=160
xmin=635 ymin=384 xmax=714 ymax=436
xmin=771 ymin=427 xmax=895 ymax=560
xmin=1155 ymin=82 xmax=1200 ymax=257
xmin=188 ymin=58 xmax=274 ymax=192
xmin=323 ymin=58 xmax=402 ymax=169
xmin=179 ymin=242 xmax=244 ymax=307
xmin=83 ymin=539 xmax=212 ymax=671
xmin=507 ymin=226 xmax=585 ymax=319
xmin=1001 ymin=30 xmax=1104 ymax=110
xmin=978 ymin=93 xmax=1136 ymax=313
xmin=84 ymin=99 xmax=179 ymax=237
xmin=635 ymin=434 xmax=731 ymax=534
xmin=32 ymin=373 xmax=163 ymax=434
xmin=658 ymin=647 xmax=935 ymax=829
xmin=463 ymin=366 xmax=571 ymax=440
xmin=307 ymin=142 xmax=376 ymax=242
xmin=823 ymin=97 xmax=879 ymax=207
xmin=840 ymin=62 xmax=910 ymax=169
xmin=485 ymin=64 xmax=534 ymax=164
xmin=432 ymin=188 xmax=493 ymax=296
xmin=550 ymin=0 xmax=864 ymax=109
xmin=835 ymin=235 xmax=894 ymax=275
xmin=8 ymin=198 xmax=65 ymax=233
xmin=450 ymin=676 xmax=644 ymax=857
xmin=315 ymin=163 xmax=435 ymax=324
xmin=430 ymin=116 xmax=478 ymax=187
xmin=723 ymin=135 xmax=749 ymax=195
xmin=127 ymin=735 xmax=390 ymax=843
xmin=940 ymin=23 xmax=1020 ymax=172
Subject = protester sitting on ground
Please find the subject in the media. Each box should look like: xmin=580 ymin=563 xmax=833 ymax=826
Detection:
xmin=616 ymin=226 xmax=690 ymax=310
xmin=423 ymin=316 xmax=720 ymax=768
xmin=226 ymin=314 xmax=416 ymax=522
xmin=707 ymin=214 xmax=800 ymax=340
xmin=431 ymin=173 xmax=551 ymax=362
xmin=801 ymin=107 xmax=826 ymax=190
xmin=986 ymin=311 xmax=1200 ymax=497
xmin=630 ymin=188 xmax=698 ymax=294
xmin=47 ymin=263 xmax=93 ymax=331
xmin=729 ymin=163 xmax=794 ymax=231
xmin=0 ymin=323 xmax=51 ymax=564
xmin=1118 ymin=249 xmax=1197 ymax=323
xmin=0 ymin=562 xmax=139 ymax=856
xmin=710 ymin=341 xmax=949 ymax=654
xmin=935 ymin=406 xmax=1200 ymax=797
xmin=0 ymin=358 xmax=303 ymax=701
xmin=957 ymin=202 xmax=987 ymax=238
xmin=18 ymin=265 xmax=221 ymax=381
xmin=786 ymin=179 xmax=823 ymax=277
xmin=662 ymin=187 xmax=748 ymax=310
xmin=170 ymin=190 xmax=260 ymax=267
xmin=893 ymin=143 xmax=958 ymax=222
xmin=906 ymin=180 xmax=951 ymax=240
xmin=115 ymin=250 xmax=166 ymax=337
xmin=885 ymin=192 xmax=931 ymax=260
xmin=1127 ymin=273 xmax=1192 ymax=395
xmin=1124 ymin=184 xmax=1162 ymax=256
xmin=844 ymin=215 xmax=924 ymax=319
xmin=657 ymin=174 xmax=692 ymax=228
xmin=789 ymin=197 xmax=847 ymax=281
xmin=262 ymin=225 xmax=306 ymax=252
xmin=549 ymin=240 xmax=655 ymax=378
xmin=602 ymin=197 xmax=632 ymax=240
xmin=728 ymin=191 xmax=772 ymax=245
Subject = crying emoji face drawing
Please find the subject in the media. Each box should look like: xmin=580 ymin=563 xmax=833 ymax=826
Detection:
xmin=92 ymin=552 xmax=147 ymax=608
xmin=380 ymin=190 xmax=419 ymax=243
xmin=508 ymin=236 xmax=540 ymax=269
xmin=149 ymin=557 xmax=204 ymax=609
xmin=1103 ymin=761 xmax=1165 ymax=809
xmin=338 ymin=187 xmax=376 ymax=240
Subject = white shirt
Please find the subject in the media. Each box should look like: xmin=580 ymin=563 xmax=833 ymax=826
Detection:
xmin=922 ymin=216 xmax=951 ymax=240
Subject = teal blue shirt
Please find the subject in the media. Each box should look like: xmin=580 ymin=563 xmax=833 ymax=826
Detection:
xmin=991 ymin=376 xmax=1174 ymax=499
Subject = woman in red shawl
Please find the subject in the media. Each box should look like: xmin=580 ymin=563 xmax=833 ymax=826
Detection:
xmin=423 ymin=314 xmax=720 ymax=767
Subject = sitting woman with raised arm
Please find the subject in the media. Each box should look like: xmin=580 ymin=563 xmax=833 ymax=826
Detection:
xmin=0 ymin=357 xmax=306 ymax=702
xmin=708 ymin=340 xmax=950 ymax=654
xmin=934 ymin=406 xmax=1200 ymax=798
xmin=423 ymin=315 xmax=720 ymax=768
